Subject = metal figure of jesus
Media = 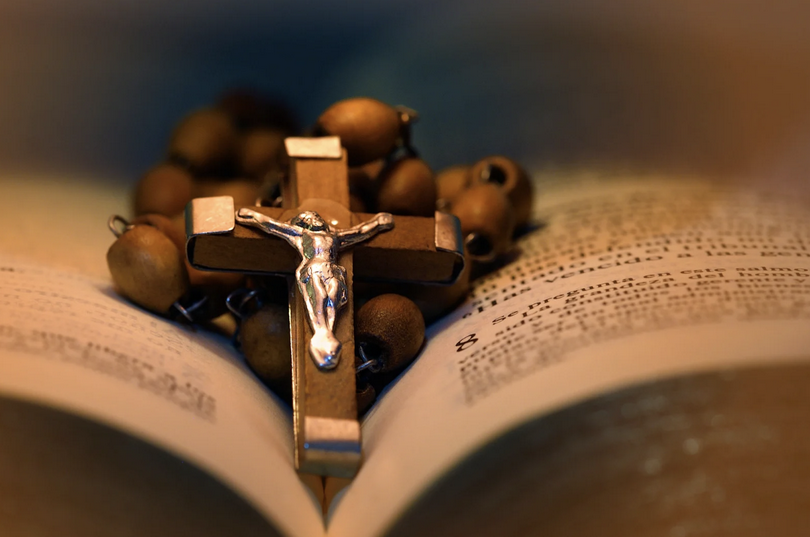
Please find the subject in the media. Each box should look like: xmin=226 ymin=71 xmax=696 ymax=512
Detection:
xmin=236 ymin=207 xmax=394 ymax=369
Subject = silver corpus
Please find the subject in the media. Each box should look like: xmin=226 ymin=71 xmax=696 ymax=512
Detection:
xmin=235 ymin=207 xmax=394 ymax=370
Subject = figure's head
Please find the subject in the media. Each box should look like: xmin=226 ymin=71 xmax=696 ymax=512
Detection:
xmin=290 ymin=211 xmax=328 ymax=232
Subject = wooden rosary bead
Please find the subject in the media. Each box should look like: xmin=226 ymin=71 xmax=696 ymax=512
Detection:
xmin=471 ymin=156 xmax=533 ymax=228
xmin=349 ymin=193 xmax=367 ymax=213
xmin=376 ymin=157 xmax=437 ymax=217
xmin=348 ymin=160 xmax=382 ymax=211
xmin=355 ymin=294 xmax=425 ymax=373
xmin=217 ymin=89 xmax=298 ymax=133
xmin=168 ymin=108 xmax=238 ymax=176
xmin=132 ymin=213 xmax=242 ymax=320
xmin=239 ymin=303 xmax=292 ymax=398
xmin=187 ymin=272 xmax=245 ymax=322
xmin=317 ymin=97 xmax=401 ymax=166
xmin=131 ymin=213 xmax=186 ymax=251
xmin=450 ymin=183 xmax=515 ymax=261
xmin=435 ymin=165 xmax=472 ymax=210
xmin=107 ymin=224 xmax=190 ymax=314
xmin=133 ymin=164 xmax=194 ymax=217
xmin=217 ymin=89 xmax=267 ymax=130
xmin=193 ymin=179 xmax=261 ymax=208
xmin=246 ymin=275 xmax=289 ymax=306
xmin=238 ymin=127 xmax=287 ymax=179
xmin=186 ymin=267 xmax=244 ymax=293
xmin=355 ymin=382 xmax=376 ymax=417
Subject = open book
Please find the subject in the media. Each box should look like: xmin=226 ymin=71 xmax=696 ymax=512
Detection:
xmin=1 ymin=171 xmax=809 ymax=536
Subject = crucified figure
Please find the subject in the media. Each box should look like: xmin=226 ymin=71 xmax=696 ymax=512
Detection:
xmin=235 ymin=208 xmax=394 ymax=370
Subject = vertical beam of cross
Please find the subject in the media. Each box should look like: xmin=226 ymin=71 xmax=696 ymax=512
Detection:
xmin=283 ymin=138 xmax=361 ymax=477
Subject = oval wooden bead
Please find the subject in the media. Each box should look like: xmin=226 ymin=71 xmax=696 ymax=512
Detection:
xmin=153 ymin=214 xmax=244 ymax=313
xmin=217 ymin=89 xmax=298 ymax=132
xmin=168 ymin=108 xmax=238 ymax=176
xmin=355 ymin=382 xmax=376 ymax=417
xmin=317 ymin=97 xmax=400 ymax=166
xmin=238 ymin=128 xmax=286 ymax=179
xmin=355 ymin=294 xmax=425 ymax=373
xmin=106 ymin=225 xmax=189 ymax=314
xmin=348 ymin=159 xmax=383 ymax=212
xmin=185 ymin=272 xmax=246 ymax=322
xmin=376 ymin=157 xmax=437 ymax=217
xmin=450 ymin=183 xmax=515 ymax=261
xmin=131 ymin=213 xmax=186 ymax=251
xmin=471 ymin=156 xmax=533 ymax=228
xmin=349 ymin=193 xmax=367 ymax=213
xmin=186 ymin=268 xmax=245 ymax=296
xmin=435 ymin=165 xmax=472 ymax=210
xmin=240 ymin=304 xmax=292 ymax=397
xmin=217 ymin=89 xmax=266 ymax=130
xmin=193 ymin=179 xmax=261 ymax=208
xmin=133 ymin=164 xmax=194 ymax=217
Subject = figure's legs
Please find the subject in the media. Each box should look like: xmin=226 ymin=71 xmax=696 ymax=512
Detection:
xmin=297 ymin=263 xmax=343 ymax=369
xmin=323 ymin=264 xmax=348 ymax=336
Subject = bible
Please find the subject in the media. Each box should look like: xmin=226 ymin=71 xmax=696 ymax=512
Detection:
xmin=1 ymin=170 xmax=809 ymax=536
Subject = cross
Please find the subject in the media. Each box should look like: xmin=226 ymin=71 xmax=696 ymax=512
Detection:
xmin=185 ymin=137 xmax=464 ymax=478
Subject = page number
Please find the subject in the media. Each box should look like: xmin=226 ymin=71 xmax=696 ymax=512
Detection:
xmin=456 ymin=334 xmax=478 ymax=352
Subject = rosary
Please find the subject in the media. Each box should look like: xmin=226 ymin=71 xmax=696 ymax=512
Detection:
xmin=106 ymin=92 xmax=533 ymax=477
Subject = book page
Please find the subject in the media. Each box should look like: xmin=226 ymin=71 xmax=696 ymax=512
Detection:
xmin=328 ymin=174 xmax=810 ymax=537
xmin=0 ymin=173 xmax=325 ymax=537
xmin=0 ymin=258 xmax=324 ymax=536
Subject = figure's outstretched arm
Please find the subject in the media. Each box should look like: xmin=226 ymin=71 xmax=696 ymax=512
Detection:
xmin=236 ymin=208 xmax=300 ymax=243
xmin=337 ymin=212 xmax=394 ymax=248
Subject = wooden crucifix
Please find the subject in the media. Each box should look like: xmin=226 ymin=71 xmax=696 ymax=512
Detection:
xmin=185 ymin=137 xmax=464 ymax=478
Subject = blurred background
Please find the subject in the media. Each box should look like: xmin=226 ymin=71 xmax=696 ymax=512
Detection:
xmin=1 ymin=0 xmax=809 ymax=184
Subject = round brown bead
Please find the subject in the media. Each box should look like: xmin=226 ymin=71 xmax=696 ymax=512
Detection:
xmin=450 ymin=183 xmax=515 ymax=261
xmin=150 ymin=213 xmax=245 ymax=309
xmin=317 ymin=97 xmax=400 ymax=166
xmin=240 ymin=303 xmax=292 ymax=396
xmin=355 ymin=382 xmax=377 ymax=417
xmin=216 ymin=89 xmax=298 ymax=133
xmin=131 ymin=213 xmax=186 ymax=252
xmin=349 ymin=193 xmax=367 ymax=213
xmin=168 ymin=108 xmax=238 ymax=176
xmin=349 ymin=159 xmax=387 ymax=212
xmin=133 ymin=164 xmax=194 ymax=217
xmin=360 ymin=158 xmax=385 ymax=180
xmin=376 ymin=157 xmax=436 ymax=217
xmin=185 ymin=267 xmax=244 ymax=294
xmin=435 ymin=165 xmax=472 ymax=210
xmin=471 ymin=156 xmax=533 ymax=228
xmin=355 ymin=294 xmax=425 ymax=373
xmin=185 ymin=271 xmax=245 ymax=322
xmin=193 ymin=179 xmax=260 ymax=208
xmin=216 ymin=89 xmax=266 ymax=130
xmin=238 ymin=128 xmax=286 ymax=179
xmin=107 ymin=224 xmax=190 ymax=314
